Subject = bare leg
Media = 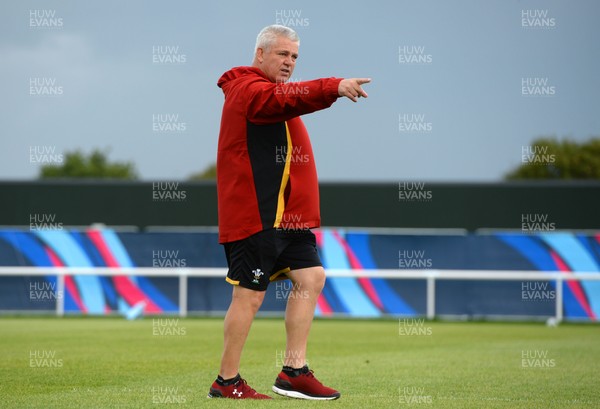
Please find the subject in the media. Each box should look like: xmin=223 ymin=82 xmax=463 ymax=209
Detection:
xmin=219 ymin=285 xmax=266 ymax=379
xmin=283 ymin=266 xmax=326 ymax=368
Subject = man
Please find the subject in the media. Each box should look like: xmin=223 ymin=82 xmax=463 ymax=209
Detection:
xmin=208 ymin=24 xmax=370 ymax=400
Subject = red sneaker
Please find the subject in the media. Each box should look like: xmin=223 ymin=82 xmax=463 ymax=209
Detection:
xmin=272 ymin=366 xmax=340 ymax=400
xmin=208 ymin=376 xmax=271 ymax=399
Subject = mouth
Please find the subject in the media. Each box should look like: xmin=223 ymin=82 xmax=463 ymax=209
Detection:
xmin=280 ymin=68 xmax=290 ymax=76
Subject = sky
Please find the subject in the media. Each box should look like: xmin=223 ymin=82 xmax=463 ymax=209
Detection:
xmin=1 ymin=0 xmax=599 ymax=182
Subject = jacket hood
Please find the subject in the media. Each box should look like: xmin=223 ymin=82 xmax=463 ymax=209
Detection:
xmin=217 ymin=66 xmax=268 ymax=92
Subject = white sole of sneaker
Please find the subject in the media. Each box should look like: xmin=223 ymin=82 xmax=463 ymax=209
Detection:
xmin=272 ymin=385 xmax=339 ymax=400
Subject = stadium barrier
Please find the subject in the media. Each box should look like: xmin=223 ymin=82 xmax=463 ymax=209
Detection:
xmin=2 ymin=267 xmax=599 ymax=322
xmin=2 ymin=180 xmax=599 ymax=231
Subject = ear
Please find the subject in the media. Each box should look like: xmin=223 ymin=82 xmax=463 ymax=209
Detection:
xmin=256 ymin=48 xmax=264 ymax=63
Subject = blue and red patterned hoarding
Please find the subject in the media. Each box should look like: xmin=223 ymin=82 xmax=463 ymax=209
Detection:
xmin=0 ymin=228 xmax=598 ymax=320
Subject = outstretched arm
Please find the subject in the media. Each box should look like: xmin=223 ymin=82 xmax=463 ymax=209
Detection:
xmin=244 ymin=77 xmax=371 ymax=124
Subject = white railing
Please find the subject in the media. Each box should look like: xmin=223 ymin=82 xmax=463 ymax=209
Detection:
xmin=2 ymin=267 xmax=599 ymax=322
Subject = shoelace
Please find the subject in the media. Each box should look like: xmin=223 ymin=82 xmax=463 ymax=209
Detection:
xmin=302 ymin=369 xmax=324 ymax=385
xmin=236 ymin=378 xmax=258 ymax=395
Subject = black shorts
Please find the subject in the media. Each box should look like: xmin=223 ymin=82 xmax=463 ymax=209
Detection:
xmin=223 ymin=228 xmax=322 ymax=291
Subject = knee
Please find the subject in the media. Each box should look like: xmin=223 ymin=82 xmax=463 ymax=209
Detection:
xmin=232 ymin=287 xmax=265 ymax=313
xmin=314 ymin=267 xmax=326 ymax=291
xmin=247 ymin=291 xmax=266 ymax=312
xmin=303 ymin=266 xmax=326 ymax=294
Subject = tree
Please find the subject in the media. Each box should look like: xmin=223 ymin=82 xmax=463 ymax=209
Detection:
xmin=188 ymin=163 xmax=216 ymax=180
xmin=39 ymin=149 xmax=138 ymax=180
xmin=505 ymin=137 xmax=600 ymax=180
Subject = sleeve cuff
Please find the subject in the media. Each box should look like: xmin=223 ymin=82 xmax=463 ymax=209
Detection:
xmin=323 ymin=77 xmax=343 ymax=104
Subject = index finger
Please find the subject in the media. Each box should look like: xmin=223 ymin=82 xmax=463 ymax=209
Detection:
xmin=355 ymin=78 xmax=372 ymax=85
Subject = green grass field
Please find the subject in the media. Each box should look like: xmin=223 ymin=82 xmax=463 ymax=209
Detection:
xmin=1 ymin=317 xmax=599 ymax=408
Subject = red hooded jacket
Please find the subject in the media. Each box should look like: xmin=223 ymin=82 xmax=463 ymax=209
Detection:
xmin=216 ymin=66 xmax=342 ymax=243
